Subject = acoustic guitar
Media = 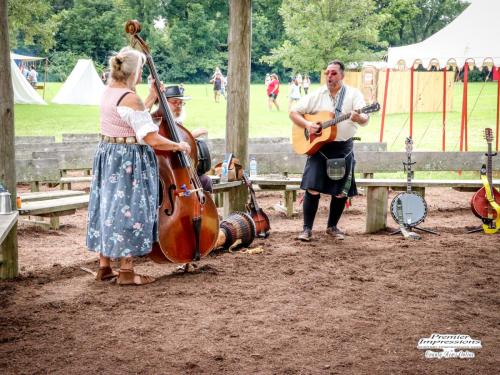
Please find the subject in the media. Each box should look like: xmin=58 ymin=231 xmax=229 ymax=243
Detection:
xmin=291 ymin=102 xmax=380 ymax=155
xmin=470 ymin=128 xmax=500 ymax=227
xmin=242 ymin=173 xmax=270 ymax=238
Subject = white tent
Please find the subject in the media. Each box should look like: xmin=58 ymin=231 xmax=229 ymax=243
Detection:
xmin=52 ymin=59 xmax=105 ymax=105
xmin=387 ymin=0 xmax=500 ymax=69
xmin=10 ymin=59 xmax=47 ymax=105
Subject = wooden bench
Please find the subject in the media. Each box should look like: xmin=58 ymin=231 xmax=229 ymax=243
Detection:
xmin=60 ymin=176 xmax=92 ymax=190
xmin=16 ymin=158 xmax=60 ymax=192
xmin=250 ymin=176 xmax=500 ymax=233
xmin=20 ymin=190 xmax=86 ymax=202
xmin=19 ymin=195 xmax=89 ymax=229
xmin=0 ymin=212 xmax=18 ymax=245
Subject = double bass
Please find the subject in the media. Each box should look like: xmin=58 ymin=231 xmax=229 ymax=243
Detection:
xmin=125 ymin=20 xmax=219 ymax=263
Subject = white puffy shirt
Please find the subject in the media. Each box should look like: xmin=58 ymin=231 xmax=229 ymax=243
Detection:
xmin=116 ymin=106 xmax=159 ymax=145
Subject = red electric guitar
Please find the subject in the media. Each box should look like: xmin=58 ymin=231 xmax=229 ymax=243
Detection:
xmin=242 ymin=173 xmax=271 ymax=238
xmin=471 ymin=128 xmax=500 ymax=220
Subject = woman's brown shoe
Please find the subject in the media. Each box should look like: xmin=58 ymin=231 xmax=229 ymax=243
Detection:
xmin=95 ymin=266 xmax=118 ymax=281
xmin=117 ymin=269 xmax=155 ymax=286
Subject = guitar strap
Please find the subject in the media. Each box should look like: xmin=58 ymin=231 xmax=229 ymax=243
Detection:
xmin=480 ymin=174 xmax=500 ymax=233
xmin=333 ymin=85 xmax=346 ymax=118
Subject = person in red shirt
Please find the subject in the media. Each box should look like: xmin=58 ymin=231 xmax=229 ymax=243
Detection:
xmin=267 ymin=73 xmax=280 ymax=111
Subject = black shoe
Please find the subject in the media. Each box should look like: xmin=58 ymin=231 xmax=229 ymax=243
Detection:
xmin=297 ymin=229 xmax=312 ymax=242
xmin=326 ymin=227 xmax=345 ymax=240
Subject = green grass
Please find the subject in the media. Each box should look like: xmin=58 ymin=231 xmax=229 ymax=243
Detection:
xmin=15 ymin=82 xmax=498 ymax=151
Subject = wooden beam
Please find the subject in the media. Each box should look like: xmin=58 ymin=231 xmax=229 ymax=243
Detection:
xmin=0 ymin=0 xmax=18 ymax=279
xmin=225 ymin=0 xmax=251 ymax=214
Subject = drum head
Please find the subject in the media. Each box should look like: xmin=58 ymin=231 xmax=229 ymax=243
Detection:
xmin=390 ymin=192 xmax=427 ymax=227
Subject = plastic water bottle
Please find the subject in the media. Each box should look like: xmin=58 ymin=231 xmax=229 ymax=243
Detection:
xmin=250 ymin=157 xmax=257 ymax=178
xmin=221 ymin=160 xmax=229 ymax=182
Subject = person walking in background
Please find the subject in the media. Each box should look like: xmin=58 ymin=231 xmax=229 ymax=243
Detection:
xmin=28 ymin=66 xmax=38 ymax=88
xmin=288 ymin=77 xmax=301 ymax=110
xmin=264 ymin=73 xmax=271 ymax=88
xmin=267 ymin=73 xmax=280 ymax=111
xmin=303 ymin=74 xmax=311 ymax=95
xmin=296 ymin=73 xmax=303 ymax=95
xmin=220 ymin=75 xmax=227 ymax=100
xmin=210 ymin=67 xmax=223 ymax=103
xmin=86 ymin=46 xmax=190 ymax=286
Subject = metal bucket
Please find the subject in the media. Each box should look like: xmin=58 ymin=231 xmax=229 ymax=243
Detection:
xmin=0 ymin=191 xmax=14 ymax=214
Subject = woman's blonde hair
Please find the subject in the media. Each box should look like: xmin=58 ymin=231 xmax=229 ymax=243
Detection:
xmin=109 ymin=46 xmax=146 ymax=84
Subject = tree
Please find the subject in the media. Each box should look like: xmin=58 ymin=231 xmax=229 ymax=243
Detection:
xmin=263 ymin=0 xmax=385 ymax=74
xmin=53 ymin=0 xmax=127 ymax=64
xmin=7 ymin=0 xmax=58 ymax=52
xmin=251 ymin=0 xmax=286 ymax=81
xmin=376 ymin=0 xmax=469 ymax=46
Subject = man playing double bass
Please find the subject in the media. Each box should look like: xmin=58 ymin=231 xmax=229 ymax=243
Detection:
xmin=162 ymin=85 xmax=213 ymax=193
xmin=289 ymin=60 xmax=369 ymax=242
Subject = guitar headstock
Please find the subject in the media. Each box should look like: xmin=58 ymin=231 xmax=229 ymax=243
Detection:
xmin=405 ymin=137 xmax=413 ymax=154
xmin=241 ymin=172 xmax=251 ymax=187
xmin=361 ymin=102 xmax=380 ymax=114
xmin=484 ymin=128 xmax=493 ymax=144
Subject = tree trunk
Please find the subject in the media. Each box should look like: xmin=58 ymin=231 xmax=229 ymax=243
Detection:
xmin=0 ymin=0 xmax=19 ymax=279
xmin=225 ymin=0 xmax=252 ymax=214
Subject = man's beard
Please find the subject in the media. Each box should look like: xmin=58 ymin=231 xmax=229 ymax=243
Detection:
xmin=174 ymin=108 xmax=186 ymax=124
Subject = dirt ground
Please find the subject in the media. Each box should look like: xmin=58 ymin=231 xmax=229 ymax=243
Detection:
xmin=0 ymin=186 xmax=499 ymax=374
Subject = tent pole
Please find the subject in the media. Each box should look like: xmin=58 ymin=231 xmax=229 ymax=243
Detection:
xmin=410 ymin=66 xmax=414 ymax=138
xmin=460 ymin=64 xmax=469 ymax=151
xmin=496 ymin=66 xmax=500 ymax=152
xmin=442 ymin=67 xmax=447 ymax=151
xmin=43 ymin=58 xmax=48 ymax=100
xmin=379 ymin=68 xmax=390 ymax=143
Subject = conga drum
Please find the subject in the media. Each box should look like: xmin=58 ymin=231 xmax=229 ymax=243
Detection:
xmin=216 ymin=212 xmax=256 ymax=249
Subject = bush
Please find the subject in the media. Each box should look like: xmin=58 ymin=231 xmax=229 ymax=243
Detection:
xmin=48 ymin=51 xmax=90 ymax=82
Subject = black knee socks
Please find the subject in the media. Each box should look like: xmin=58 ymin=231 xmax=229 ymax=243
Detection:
xmin=327 ymin=196 xmax=348 ymax=228
xmin=303 ymin=191 xmax=320 ymax=230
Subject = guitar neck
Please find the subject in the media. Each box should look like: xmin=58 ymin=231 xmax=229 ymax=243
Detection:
xmin=406 ymin=154 xmax=412 ymax=193
xmin=487 ymin=142 xmax=493 ymax=195
xmin=243 ymin=174 xmax=261 ymax=210
xmin=321 ymin=110 xmax=357 ymax=129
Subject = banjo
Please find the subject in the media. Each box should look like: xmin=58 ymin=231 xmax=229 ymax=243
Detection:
xmin=390 ymin=137 xmax=428 ymax=228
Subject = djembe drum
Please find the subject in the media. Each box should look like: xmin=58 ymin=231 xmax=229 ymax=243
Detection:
xmin=215 ymin=212 xmax=256 ymax=249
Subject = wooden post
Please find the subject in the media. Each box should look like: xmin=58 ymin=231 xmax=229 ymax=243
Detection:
xmin=225 ymin=0 xmax=252 ymax=215
xmin=0 ymin=1 xmax=19 ymax=279
xmin=365 ymin=186 xmax=388 ymax=233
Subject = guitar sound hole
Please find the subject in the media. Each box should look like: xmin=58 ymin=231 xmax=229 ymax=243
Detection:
xmin=304 ymin=129 xmax=309 ymax=141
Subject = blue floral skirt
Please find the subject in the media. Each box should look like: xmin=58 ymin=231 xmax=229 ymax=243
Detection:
xmin=86 ymin=142 xmax=159 ymax=259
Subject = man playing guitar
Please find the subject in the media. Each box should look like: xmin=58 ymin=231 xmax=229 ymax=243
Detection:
xmin=289 ymin=60 xmax=369 ymax=242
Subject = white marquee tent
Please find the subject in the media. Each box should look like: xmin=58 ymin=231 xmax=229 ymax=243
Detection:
xmin=52 ymin=59 xmax=105 ymax=105
xmin=387 ymin=0 xmax=500 ymax=69
xmin=10 ymin=53 xmax=47 ymax=105
xmin=382 ymin=0 xmax=500 ymax=151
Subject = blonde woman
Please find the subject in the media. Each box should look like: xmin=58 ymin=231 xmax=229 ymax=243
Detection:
xmin=86 ymin=47 xmax=190 ymax=286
